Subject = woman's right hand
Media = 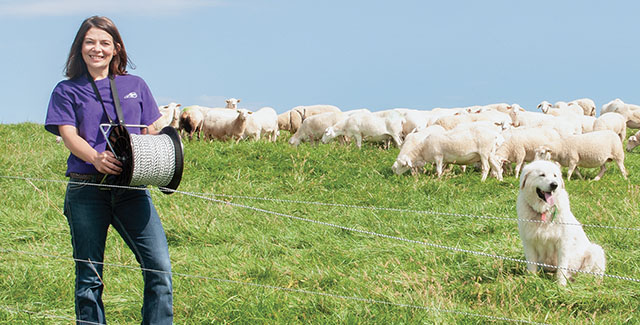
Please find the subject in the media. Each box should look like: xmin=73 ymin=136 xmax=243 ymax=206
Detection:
xmin=91 ymin=150 xmax=123 ymax=175
xmin=59 ymin=125 xmax=123 ymax=175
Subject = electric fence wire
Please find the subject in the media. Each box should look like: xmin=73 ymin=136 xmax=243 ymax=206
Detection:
xmin=0 ymin=248 xmax=549 ymax=325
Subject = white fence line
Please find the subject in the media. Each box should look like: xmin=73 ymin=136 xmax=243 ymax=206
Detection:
xmin=1 ymin=175 xmax=639 ymax=232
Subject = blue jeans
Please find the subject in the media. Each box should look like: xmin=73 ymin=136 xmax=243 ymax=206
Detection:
xmin=64 ymin=179 xmax=173 ymax=324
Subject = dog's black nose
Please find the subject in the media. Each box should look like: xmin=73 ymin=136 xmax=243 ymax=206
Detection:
xmin=549 ymin=182 xmax=558 ymax=191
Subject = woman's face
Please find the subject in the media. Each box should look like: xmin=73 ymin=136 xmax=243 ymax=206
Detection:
xmin=82 ymin=27 xmax=117 ymax=79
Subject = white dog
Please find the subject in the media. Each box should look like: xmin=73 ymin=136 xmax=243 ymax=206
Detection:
xmin=517 ymin=160 xmax=606 ymax=286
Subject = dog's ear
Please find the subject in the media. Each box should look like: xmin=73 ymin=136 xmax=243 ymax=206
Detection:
xmin=520 ymin=170 xmax=532 ymax=190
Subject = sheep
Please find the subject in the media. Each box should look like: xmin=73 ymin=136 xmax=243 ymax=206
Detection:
xmin=321 ymin=112 xmax=403 ymax=148
xmin=288 ymin=112 xmax=345 ymax=146
xmin=397 ymin=124 xmax=504 ymax=181
xmin=537 ymin=101 xmax=583 ymax=116
xmin=391 ymin=125 xmax=446 ymax=175
xmin=508 ymin=104 xmax=581 ymax=136
xmin=178 ymin=105 xmax=205 ymax=140
xmin=494 ymin=127 xmax=562 ymax=178
xmin=277 ymin=110 xmax=303 ymax=134
xmin=277 ymin=104 xmax=341 ymax=134
xmin=626 ymin=130 xmax=640 ymax=152
xmin=399 ymin=110 xmax=434 ymax=135
xmin=152 ymin=102 xmax=182 ymax=130
xmin=486 ymin=103 xmax=520 ymax=114
xmin=577 ymin=115 xmax=596 ymax=133
xmin=545 ymin=130 xmax=627 ymax=181
xmin=179 ymin=105 xmax=235 ymax=140
xmin=242 ymin=107 xmax=279 ymax=142
xmin=592 ymin=112 xmax=627 ymax=142
xmin=202 ymin=109 xmax=251 ymax=143
xmin=433 ymin=111 xmax=473 ymax=130
xmin=225 ymin=98 xmax=241 ymax=109
xmin=601 ymin=98 xmax=640 ymax=128
xmin=569 ymin=98 xmax=597 ymax=117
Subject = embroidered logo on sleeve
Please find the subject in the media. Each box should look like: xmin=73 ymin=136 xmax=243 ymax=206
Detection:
xmin=124 ymin=92 xmax=138 ymax=99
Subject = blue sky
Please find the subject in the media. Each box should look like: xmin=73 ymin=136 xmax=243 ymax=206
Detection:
xmin=1 ymin=0 xmax=639 ymax=124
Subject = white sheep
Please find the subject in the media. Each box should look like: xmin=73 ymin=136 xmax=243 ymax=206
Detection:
xmin=202 ymin=109 xmax=251 ymax=143
xmin=288 ymin=112 xmax=345 ymax=146
xmin=546 ymin=130 xmax=627 ymax=181
xmin=399 ymin=109 xmax=434 ymax=135
xmin=242 ymin=107 xmax=279 ymax=142
xmin=537 ymin=101 xmax=583 ymax=116
xmin=277 ymin=104 xmax=341 ymax=134
xmin=601 ymin=98 xmax=640 ymax=128
xmin=402 ymin=124 xmax=504 ymax=181
xmin=392 ymin=125 xmax=446 ymax=175
xmin=152 ymin=102 xmax=181 ymax=130
xmin=225 ymin=98 xmax=241 ymax=109
xmin=494 ymin=127 xmax=562 ymax=178
xmin=569 ymin=98 xmax=596 ymax=116
xmin=179 ymin=105 xmax=235 ymax=140
xmin=592 ymin=112 xmax=627 ymax=142
xmin=321 ymin=112 xmax=403 ymax=148
xmin=626 ymin=130 xmax=640 ymax=152
xmin=508 ymin=104 xmax=581 ymax=136
xmin=577 ymin=115 xmax=596 ymax=133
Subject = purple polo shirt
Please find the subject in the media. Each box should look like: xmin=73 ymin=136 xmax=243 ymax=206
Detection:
xmin=45 ymin=74 xmax=161 ymax=176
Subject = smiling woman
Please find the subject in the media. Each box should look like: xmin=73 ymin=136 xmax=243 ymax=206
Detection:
xmin=65 ymin=16 xmax=129 ymax=80
xmin=43 ymin=16 xmax=173 ymax=324
xmin=81 ymin=28 xmax=117 ymax=80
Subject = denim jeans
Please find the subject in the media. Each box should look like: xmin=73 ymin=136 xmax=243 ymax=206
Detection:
xmin=64 ymin=179 xmax=173 ymax=324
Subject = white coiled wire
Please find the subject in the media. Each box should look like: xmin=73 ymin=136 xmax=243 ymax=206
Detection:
xmin=129 ymin=133 xmax=176 ymax=187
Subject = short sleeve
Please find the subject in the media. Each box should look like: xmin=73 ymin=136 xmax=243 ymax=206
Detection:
xmin=44 ymin=83 xmax=77 ymax=136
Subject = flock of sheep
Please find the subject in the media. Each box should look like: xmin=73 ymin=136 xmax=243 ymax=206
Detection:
xmin=152 ymin=97 xmax=640 ymax=181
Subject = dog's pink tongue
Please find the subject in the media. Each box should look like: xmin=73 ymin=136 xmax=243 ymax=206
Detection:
xmin=544 ymin=192 xmax=555 ymax=206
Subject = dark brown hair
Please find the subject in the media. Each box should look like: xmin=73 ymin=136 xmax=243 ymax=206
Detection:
xmin=65 ymin=16 xmax=130 ymax=79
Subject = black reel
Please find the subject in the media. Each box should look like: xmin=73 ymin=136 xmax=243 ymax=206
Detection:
xmin=107 ymin=124 xmax=134 ymax=187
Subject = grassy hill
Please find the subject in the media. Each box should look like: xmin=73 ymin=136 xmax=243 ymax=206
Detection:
xmin=0 ymin=123 xmax=638 ymax=324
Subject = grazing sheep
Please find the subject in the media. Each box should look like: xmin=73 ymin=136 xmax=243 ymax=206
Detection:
xmin=289 ymin=112 xmax=345 ymax=146
xmin=546 ymin=130 xmax=627 ymax=181
xmin=601 ymin=98 xmax=640 ymax=128
xmin=627 ymin=130 xmax=640 ymax=152
xmin=399 ymin=109 xmax=433 ymax=136
xmin=178 ymin=106 xmax=205 ymax=140
xmin=152 ymin=102 xmax=181 ymax=130
xmin=569 ymin=98 xmax=597 ymax=117
xmin=179 ymin=105 xmax=234 ymax=140
xmin=577 ymin=115 xmax=596 ymax=133
xmin=391 ymin=125 xmax=446 ymax=175
xmin=277 ymin=104 xmax=341 ymax=134
xmin=408 ymin=125 xmax=504 ymax=181
xmin=242 ymin=107 xmax=279 ymax=142
xmin=508 ymin=104 xmax=581 ymax=136
xmin=321 ymin=112 xmax=403 ymax=148
xmin=495 ymin=127 xmax=562 ymax=178
xmin=202 ymin=109 xmax=251 ymax=143
xmin=225 ymin=98 xmax=241 ymax=109
xmin=277 ymin=110 xmax=303 ymax=134
xmin=592 ymin=112 xmax=627 ymax=142
xmin=537 ymin=101 xmax=584 ymax=116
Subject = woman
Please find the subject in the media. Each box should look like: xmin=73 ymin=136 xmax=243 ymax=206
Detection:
xmin=44 ymin=16 xmax=173 ymax=324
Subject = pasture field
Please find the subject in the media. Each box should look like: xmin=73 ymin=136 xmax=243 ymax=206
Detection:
xmin=0 ymin=123 xmax=639 ymax=324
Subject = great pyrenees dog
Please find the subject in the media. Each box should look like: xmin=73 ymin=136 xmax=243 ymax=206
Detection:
xmin=517 ymin=160 xmax=606 ymax=286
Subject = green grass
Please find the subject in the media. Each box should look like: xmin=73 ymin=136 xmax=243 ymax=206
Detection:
xmin=0 ymin=122 xmax=639 ymax=324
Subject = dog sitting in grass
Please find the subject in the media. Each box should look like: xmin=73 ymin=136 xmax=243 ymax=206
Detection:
xmin=516 ymin=160 xmax=606 ymax=286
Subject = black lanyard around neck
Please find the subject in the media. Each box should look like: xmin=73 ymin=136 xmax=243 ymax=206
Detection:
xmin=88 ymin=74 xmax=125 ymax=126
